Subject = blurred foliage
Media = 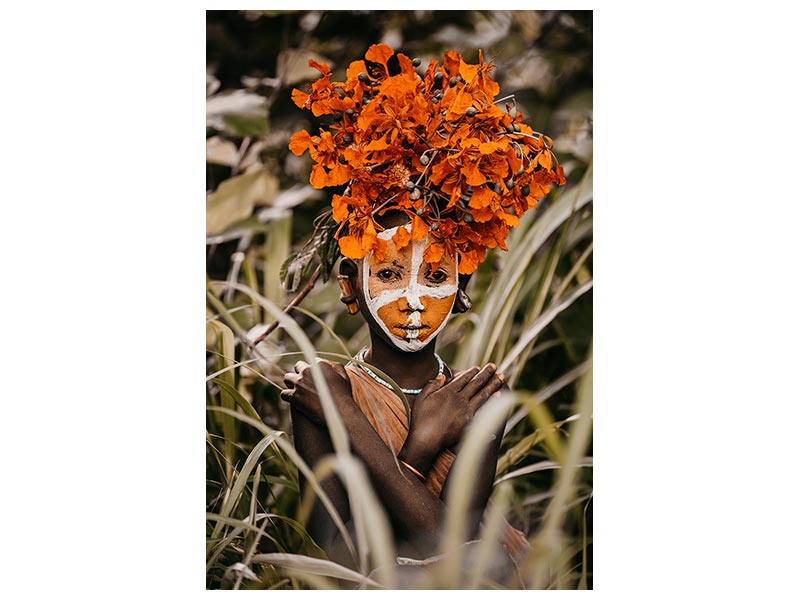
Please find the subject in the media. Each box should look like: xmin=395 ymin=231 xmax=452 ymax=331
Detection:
xmin=206 ymin=10 xmax=592 ymax=590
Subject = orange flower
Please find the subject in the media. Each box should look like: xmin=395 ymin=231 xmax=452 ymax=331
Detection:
xmin=289 ymin=44 xmax=566 ymax=274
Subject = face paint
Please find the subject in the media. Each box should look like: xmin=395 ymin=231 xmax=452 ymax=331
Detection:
xmin=362 ymin=225 xmax=458 ymax=352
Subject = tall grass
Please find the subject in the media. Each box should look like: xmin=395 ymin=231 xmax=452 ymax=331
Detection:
xmin=206 ymin=167 xmax=593 ymax=588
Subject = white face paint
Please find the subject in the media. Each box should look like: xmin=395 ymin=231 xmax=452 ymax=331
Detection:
xmin=362 ymin=224 xmax=458 ymax=352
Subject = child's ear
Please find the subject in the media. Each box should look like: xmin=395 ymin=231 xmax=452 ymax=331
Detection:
xmin=337 ymin=259 xmax=360 ymax=315
xmin=452 ymin=273 xmax=472 ymax=314
xmin=339 ymin=258 xmax=358 ymax=280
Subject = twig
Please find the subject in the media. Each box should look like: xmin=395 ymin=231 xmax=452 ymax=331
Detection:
xmin=251 ymin=264 xmax=322 ymax=346
xmin=493 ymin=94 xmax=517 ymax=105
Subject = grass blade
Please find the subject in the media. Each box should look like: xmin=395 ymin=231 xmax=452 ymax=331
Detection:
xmin=525 ymin=346 xmax=593 ymax=589
xmin=211 ymin=430 xmax=284 ymax=539
xmin=436 ymin=390 xmax=516 ymax=588
xmin=251 ymin=553 xmax=385 ymax=588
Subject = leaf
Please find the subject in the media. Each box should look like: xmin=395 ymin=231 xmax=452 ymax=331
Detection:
xmin=212 ymin=377 xmax=262 ymax=423
xmin=279 ymin=252 xmax=299 ymax=287
xmin=207 ymin=169 xmax=279 ymax=236
xmin=206 ymin=136 xmax=239 ymax=166
xmin=494 ymin=457 xmax=593 ymax=486
xmin=224 ymin=114 xmax=269 ymax=138
xmin=206 ymin=89 xmax=267 ymax=134
xmin=251 ymin=553 xmax=384 ymax=588
xmin=498 ymin=278 xmax=593 ymax=373
xmin=206 ymin=319 xmax=237 ymax=481
xmin=213 ymin=430 xmax=286 ymax=538
xmin=282 ymin=251 xmax=313 ymax=292
xmin=318 ymin=227 xmax=341 ymax=283
xmin=438 ymin=391 xmax=516 ymax=587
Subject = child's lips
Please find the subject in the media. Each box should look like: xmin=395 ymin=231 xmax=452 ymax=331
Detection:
xmin=397 ymin=324 xmax=429 ymax=331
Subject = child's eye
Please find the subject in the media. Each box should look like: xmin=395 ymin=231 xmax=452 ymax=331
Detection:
xmin=427 ymin=270 xmax=448 ymax=284
xmin=377 ymin=269 xmax=398 ymax=282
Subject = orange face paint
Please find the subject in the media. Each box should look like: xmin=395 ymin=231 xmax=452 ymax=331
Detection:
xmin=363 ymin=225 xmax=458 ymax=352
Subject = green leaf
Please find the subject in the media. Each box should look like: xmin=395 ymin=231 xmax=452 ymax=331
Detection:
xmin=319 ymin=226 xmax=341 ymax=283
xmin=214 ymin=430 xmax=285 ymax=537
xmin=282 ymin=251 xmax=313 ymax=293
xmin=206 ymin=89 xmax=268 ymax=136
xmin=207 ymin=169 xmax=279 ymax=236
xmin=279 ymin=252 xmax=299 ymax=287
xmin=212 ymin=377 xmax=263 ymax=423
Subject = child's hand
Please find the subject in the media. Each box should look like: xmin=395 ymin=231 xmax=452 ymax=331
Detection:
xmin=281 ymin=359 xmax=352 ymax=425
xmin=403 ymin=363 xmax=505 ymax=466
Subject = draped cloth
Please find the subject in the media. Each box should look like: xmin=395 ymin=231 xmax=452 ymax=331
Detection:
xmin=344 ymin=363 xmax=530 ymax=561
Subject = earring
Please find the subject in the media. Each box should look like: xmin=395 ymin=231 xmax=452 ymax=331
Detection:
xmin=337 ymin=275 xmax=360 ymax=314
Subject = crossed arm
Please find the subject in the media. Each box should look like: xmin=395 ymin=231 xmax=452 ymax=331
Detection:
xmin=283 ymin=360 xmax=506 ymax=561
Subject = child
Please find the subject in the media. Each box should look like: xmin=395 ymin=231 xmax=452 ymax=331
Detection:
xmin=282 ymin=43 xmax=564 ymax=572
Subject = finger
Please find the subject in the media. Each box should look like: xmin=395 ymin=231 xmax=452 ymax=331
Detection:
xmin=283 ymin=372 xmax=299 ymax=387
xmin=280 ymin=388 xmax=294 ymax=403
xmin=444 ymin=366 xmax=481 ymax=392
xmin=469 ymin=373 xmax=505 ymax=407
xmin=294 ymin=360 xmax=310 ymax=374
xmin=460 ymin=363 xmax=497 ymax=399
xmin=324 ymin=360 xmax=345 ymax=378
xmin=417 ymin=373 xmax=446 ymax=399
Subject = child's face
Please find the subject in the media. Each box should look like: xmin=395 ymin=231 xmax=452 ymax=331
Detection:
xmin=360 ymin=224 xmax=458 ymax=352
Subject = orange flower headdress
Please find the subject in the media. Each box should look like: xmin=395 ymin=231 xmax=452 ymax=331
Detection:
xmin=289 ymin=43 xmax=565 ymax=276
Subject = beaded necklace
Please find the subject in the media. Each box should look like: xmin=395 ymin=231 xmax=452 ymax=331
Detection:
xmin=354 ymin=348 xmax=444 ymax=395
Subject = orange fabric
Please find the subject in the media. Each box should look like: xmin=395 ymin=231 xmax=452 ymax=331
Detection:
xmin=344 ymin=363 xmax=530 ymax=561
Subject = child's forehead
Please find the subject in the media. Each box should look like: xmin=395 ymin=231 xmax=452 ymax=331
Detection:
xmin=370 ymin=226 xmax=416 ymax=267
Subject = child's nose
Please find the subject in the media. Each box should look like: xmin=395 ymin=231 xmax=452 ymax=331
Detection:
xmin=400 ymin=289 xmax=425 ymax=312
